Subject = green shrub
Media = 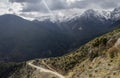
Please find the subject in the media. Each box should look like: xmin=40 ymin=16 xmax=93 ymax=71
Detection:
xmin=92 ymin=37 xmax=107 ymax=47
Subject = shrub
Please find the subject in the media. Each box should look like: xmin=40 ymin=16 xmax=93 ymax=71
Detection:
xmin=92 ymin=37 xmax=107 ymax=47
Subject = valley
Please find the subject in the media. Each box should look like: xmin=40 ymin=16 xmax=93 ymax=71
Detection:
xmin=0 ymin=7 xmax=120 ymax=62
xmin=0 ymin=27 xmax=120 ymax=78
xmin=0 ymin=4 xmax=120 ymax=78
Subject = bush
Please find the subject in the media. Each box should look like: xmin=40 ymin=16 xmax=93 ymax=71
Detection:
xmin=92 ymin=37 xmax=107 ymax=47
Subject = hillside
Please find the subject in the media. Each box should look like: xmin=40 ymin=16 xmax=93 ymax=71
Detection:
xmin=0 ymin=14 xmax=76 ymax=62
xmin=1 ymin=7 xmax=120 ymax=62
xmin=33 ymin=28 xmax=120 ymax=78
xmin=33 ymin=26 xmax=120 ymax=78
xmin=0 ymin=7 xmax=120 ymax=62
xmin=1 ymin=27 xmax=120 ymax=78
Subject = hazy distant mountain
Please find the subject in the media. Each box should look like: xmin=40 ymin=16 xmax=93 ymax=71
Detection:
xmin=0 ymin=7 xmax=120 ymax=62
xmin=0 ymin=14 xmax=75 ymax=61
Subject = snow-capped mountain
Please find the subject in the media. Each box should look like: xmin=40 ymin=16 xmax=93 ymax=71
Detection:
xmin=82 ymin=9 xmax=111 ymax=21
xmin=20 ymin=7 xmax=120 ymax=37
xmin=111 ymin=7 xmax=120 ymax=21
xmin=36 ymin=8 xmax=85 ymax=22
xmin=34 ymin=7 xmax=120 ymax=23
xmin=0 ymin=7 xmax=120 ymax=62
xmin=33 ymin=7 xmax=120 ymax=38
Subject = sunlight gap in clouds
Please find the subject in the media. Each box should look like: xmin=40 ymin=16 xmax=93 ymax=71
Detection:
xmin=41 ymin=0 xmax=56 ymax=21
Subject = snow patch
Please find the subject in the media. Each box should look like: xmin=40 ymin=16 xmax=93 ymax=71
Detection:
xmin=78 ymin=27 xmax=83 ymax=30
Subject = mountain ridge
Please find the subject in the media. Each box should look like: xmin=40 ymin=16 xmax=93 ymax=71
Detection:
xmin=34 ymin=7 xmax=119 ymax=23
xmin=0 ymin=7 xmax=120 ymax=62
xmin=0 ymin=25 xmax=120 ymax=78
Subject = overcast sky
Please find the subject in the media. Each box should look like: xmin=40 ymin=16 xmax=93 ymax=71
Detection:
xmin=0 ymin=0 xmax=120 ymax=20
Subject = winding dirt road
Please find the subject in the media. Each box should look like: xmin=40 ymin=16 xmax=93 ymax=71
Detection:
xmin=28 ymin=61 xmax=65 ymax=78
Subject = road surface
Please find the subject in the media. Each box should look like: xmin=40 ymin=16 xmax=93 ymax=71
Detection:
xmin=28 ymin=61 xmax=65 ymax=78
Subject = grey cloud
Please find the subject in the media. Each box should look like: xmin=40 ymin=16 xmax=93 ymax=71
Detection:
xmin=21 ymin=2 xmax=48 ymax=12
xmin=69 ymin=0 xmax=120 ymax=9
xmin=98 ymin=0 xmax=120 ymax=9
xmin=22 ymin=0 xmax=67 ymax=12
xmin=47 ymin=0 xmax=67 ymax=10
xmin=9 ymin=0 xmax=120 ymax=13
xmin=9 ymin=0 xmax=39 ymax=3
xmin=9 ymin=0 xmax=67 ymax=12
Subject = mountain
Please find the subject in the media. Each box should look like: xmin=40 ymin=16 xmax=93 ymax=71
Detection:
xmin=43 ymin=28 xmax=120 ymax=78
xmin=111 ymin=7 xmax=120 ymax=21
xmin=35 ymin=8 xmax=111 ymax=23
xmin=0 ymin=7 xmax=120 ymax=62
xmin=0 ymin=25 xmax=120 ymax=78
xmin=35 ymin=8 xmax=84 ymax=22
xmin=0 ymin=14 xmax=75 ymax=62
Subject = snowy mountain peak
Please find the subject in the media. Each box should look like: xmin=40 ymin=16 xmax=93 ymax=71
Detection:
xmin=81 ymin=9 xmax=111 ymax=20
xmin=33 ymin=7 xmax=120 ymax=23
xmin=84 ymin=9 xmax=96 ymax=15
xmin=113 ymin=7 xmax=120 ymax=13
xmin=111 ymin=7 xmax=120 ymax=21
xmin=36 ymin=8 xmax=85 ymax=22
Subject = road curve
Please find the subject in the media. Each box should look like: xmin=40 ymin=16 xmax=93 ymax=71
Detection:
xmin=28 ymin=61 xmax=65 ymax=78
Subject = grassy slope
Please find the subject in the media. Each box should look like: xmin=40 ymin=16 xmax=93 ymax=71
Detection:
xmin=33 ymin=27 xmax=120 ymax=78
xmin=0 ymin=62 xmax=24 ymax=78
xmin=0 ymin=28 xmax=120 ymax=78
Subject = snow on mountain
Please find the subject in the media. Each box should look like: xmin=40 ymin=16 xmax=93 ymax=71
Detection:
xmin=35 ymin=9 xmax=113 ymax=23
xmin=81 ymin=9 xmax=111 ymax=21
xmin=111 ymin=7 xmax=120 ymax=21
xmin=22 ymin=7 xmax=120 ymax=23
xmin=36 ymin=8 xmax=85 ymax=22
xmin=97 ymin=10 xmax=111 ymax=20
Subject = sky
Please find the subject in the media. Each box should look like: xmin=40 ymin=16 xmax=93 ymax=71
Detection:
xmin=0 ymin=0 xmax=120 ymax=20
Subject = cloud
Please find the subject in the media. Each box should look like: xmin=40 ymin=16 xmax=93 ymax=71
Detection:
xmin=9 ymin=0 xmax=38 ymax=3
xmin=66 ymin=0 xmax=120 ymax=10
xmin=0 ymin=0 xmax=10 ymax=15
xmin=81 ymin=0 xmax=120 ymax=9
xmin=9 ymin=0 xmax=69 ymax=13
xmin=0 ymin=0 xmax=118 ymax=20
xmin=9 ymin=0 xmax=120 ymax=13
xmin=20 ymin=0 xmax=66 ymax=13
